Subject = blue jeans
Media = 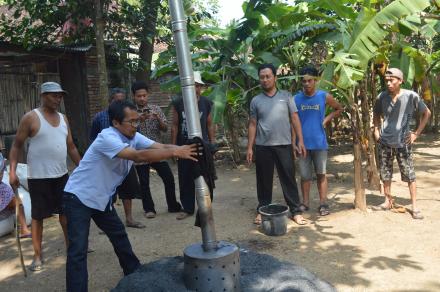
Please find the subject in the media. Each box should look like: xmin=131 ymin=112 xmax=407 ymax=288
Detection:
xmin=63 ymin=192 xmax=140 ymax=292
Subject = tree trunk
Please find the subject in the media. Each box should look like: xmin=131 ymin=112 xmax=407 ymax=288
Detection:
xmin=225 ymin=104 xmax=241 ymax=163
xmin=351 ymin=102 xmax=366 ymax=211
xmin=432 ymin=75 xmax=438 ymax=133
xmin=135 ymin=0 xmax=160 ymax=82
xmin=94 ymin=0 xmax=109 ymax=108
xmin=362 ymin=70 xmax=380 ymax=191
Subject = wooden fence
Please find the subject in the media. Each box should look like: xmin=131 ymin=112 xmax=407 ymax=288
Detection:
xmin=0 ymin=70 xmax=61 ymax=136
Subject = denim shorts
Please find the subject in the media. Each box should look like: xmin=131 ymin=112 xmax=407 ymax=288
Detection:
xmin=298 ymin=150 xmax=327 ymax=181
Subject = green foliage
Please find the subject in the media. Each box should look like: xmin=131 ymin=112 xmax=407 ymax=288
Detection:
xmin=0 ymin=0 xmax=95 ymax=47
xmin=4 ymin=0 xmax=438 ymax=125
xmin=349 ymin=0 xmax=430 ymax=69
xmin=274 ymin=23 xmax=336 ymax=53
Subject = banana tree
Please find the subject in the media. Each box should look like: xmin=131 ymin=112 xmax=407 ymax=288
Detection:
xmin=317 ymin=0 xmax=432 ymax=210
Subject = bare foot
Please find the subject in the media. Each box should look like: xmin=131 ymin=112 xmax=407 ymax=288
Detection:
xmin=254 ymin=214 xmax=262 ymax=225
xmin=291 ymin=214 xmax=307 ymax=225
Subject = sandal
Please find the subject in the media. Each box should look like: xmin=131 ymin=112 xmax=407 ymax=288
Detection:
xmin=29 ymin=259 xmax=43 ymax=271
xmin=371 ymin=203 xmax=391 ymax=211
xmin=291 ymin=214 xmax=307 ymax=225
xmin=318 ymin=204 xmax=330 ymax=216
xmin=19 ymin=233 xmax=32 ymax=239
xmin=176 ymin=212 xmax=191 ymax=220
xmin=391 ymin=204 xmax=407 ymax=214
xmin=144 ymin=212 xmax=156 ymax=219
xmin=254 ymin=214 xmax=262 ymax=225
xmin=126 ymin=221 xmax=146 ymax=229
xmin=298 ymin=203 xmax=309 ymax=212
xmin=411 ymin=210 xmax=424 ymax=220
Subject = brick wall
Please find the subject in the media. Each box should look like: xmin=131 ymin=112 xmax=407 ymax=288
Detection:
xmin=145 ymin=80 xmax=174 ymax=144
xmin=82 ymin=51 xmax=175 ymax=144
xmin=84 ymin=52 xmax=102 ymax=123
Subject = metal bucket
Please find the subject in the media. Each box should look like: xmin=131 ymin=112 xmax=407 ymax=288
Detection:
xmin=258 ymin=204 xmax=290 ymax=236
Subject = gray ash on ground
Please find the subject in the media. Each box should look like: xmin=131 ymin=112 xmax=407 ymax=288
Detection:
xmin=112 ymin=249 xmax=335 ymax=292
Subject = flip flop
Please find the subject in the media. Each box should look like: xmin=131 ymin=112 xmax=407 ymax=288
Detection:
xmin=291 ymin=215 xmax=307 ymax=225
xmin=411 ymin=210 xmax=424 ymax=220
xmin=126 ymin=222 xmax=146 ymax=229
xmin=19 ymin=233 xmax=32 ymax=239
xmin=176 ymin=212 xmax=191 ymax=220
xmin=29 ymin=259 xmax=43 ymax=272
xmin=144 ymin=212 xmax=156 ymax=219
xmin=318 ymin=204 xmax=330 ymax=216
xmin=298 ymin=203 xmax=309 ymax=212
xmin=371 ymin=203 xmax=391 ymax=211
xmin=391 ymin=204 xmax=407 ymax=214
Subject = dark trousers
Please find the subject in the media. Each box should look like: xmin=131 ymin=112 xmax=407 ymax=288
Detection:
xmin=255 ymin=145 xmax=301 ymax=215
xmin=136 ymin=162 xmax=181 ymax=213
xmin=177 ymin=159 xmax=197 ymax=214
xmin=63 ymin=192 xmax=140 ymax=292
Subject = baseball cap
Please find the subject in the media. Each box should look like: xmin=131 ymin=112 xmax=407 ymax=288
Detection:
xmin=385 ymin=68 xmax=404 ymax=82
xmin=41 ymin=82 xmax=67 ymax=94
xmin=194 ymin=71 xmax=205 ymax=85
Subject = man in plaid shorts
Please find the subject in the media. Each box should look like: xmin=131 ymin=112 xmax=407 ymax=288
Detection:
xmin=373 ymin=68 xmax=431 ymax=219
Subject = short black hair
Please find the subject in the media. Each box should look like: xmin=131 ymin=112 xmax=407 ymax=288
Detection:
xmin=109 ymin=88 xmax=126 ymax=101
xmin=300 ymin=66 xmax=319 ymax=77
xmin=110 ymin=87 xmax=126 ymax=96
xmin=108 ymin=100 xmax=137 ymax=126
xmin=258 ymin=63 xmax=277 ymax=76
xmin=131 ymin=81 xmax=149 ymax=95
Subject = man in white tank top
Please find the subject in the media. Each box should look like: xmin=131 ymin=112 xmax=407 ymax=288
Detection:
xmin=9 ymin=82 xmax=81 ymax=271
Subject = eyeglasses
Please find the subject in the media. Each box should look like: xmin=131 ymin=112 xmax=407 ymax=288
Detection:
xmin=122 ymin=119 xmax=140 ymax=127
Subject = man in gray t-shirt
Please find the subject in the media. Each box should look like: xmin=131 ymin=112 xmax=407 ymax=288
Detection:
xmin=373 ymin=68 xmax=431 ymax=219
xmin=247 ymin=63 xmax=307 ymax=225
xmin=250 ymin=90 xmax=298 ymax=146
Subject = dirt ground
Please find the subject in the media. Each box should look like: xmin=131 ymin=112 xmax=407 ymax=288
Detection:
xmin=1 ymin=133 xmax=439 ymax=292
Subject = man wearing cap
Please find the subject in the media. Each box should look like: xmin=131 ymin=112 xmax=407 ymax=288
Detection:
xmin=171 ymin=71 xmax=215 ymax=220
xmin=9 ymin=81 xmax=81 ymax=271
xmin=373 ymin=68 xmax=431 ymax=219
xmin=90 ymin=88 xmax=146 ymax=229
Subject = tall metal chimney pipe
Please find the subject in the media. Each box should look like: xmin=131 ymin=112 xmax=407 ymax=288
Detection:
xmin=168 ymin=0 xmax=217 ymax=251
xmin=169 ymin=2 xmax=241 ymax=290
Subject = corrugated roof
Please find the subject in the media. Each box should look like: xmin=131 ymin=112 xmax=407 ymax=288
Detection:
xmin=48 ymin=44 xmax=93 ymax=52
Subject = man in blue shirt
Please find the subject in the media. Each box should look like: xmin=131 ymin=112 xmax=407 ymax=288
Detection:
xmin=89 ymin=88 xmax=145 ymax=229
xmin=89 ymin=88 xmax=126 ymax=142
xmin=294 ymin=66 xmax=342 ymax=217
xmin=63 ymin=100 xmax=197 ymax=292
